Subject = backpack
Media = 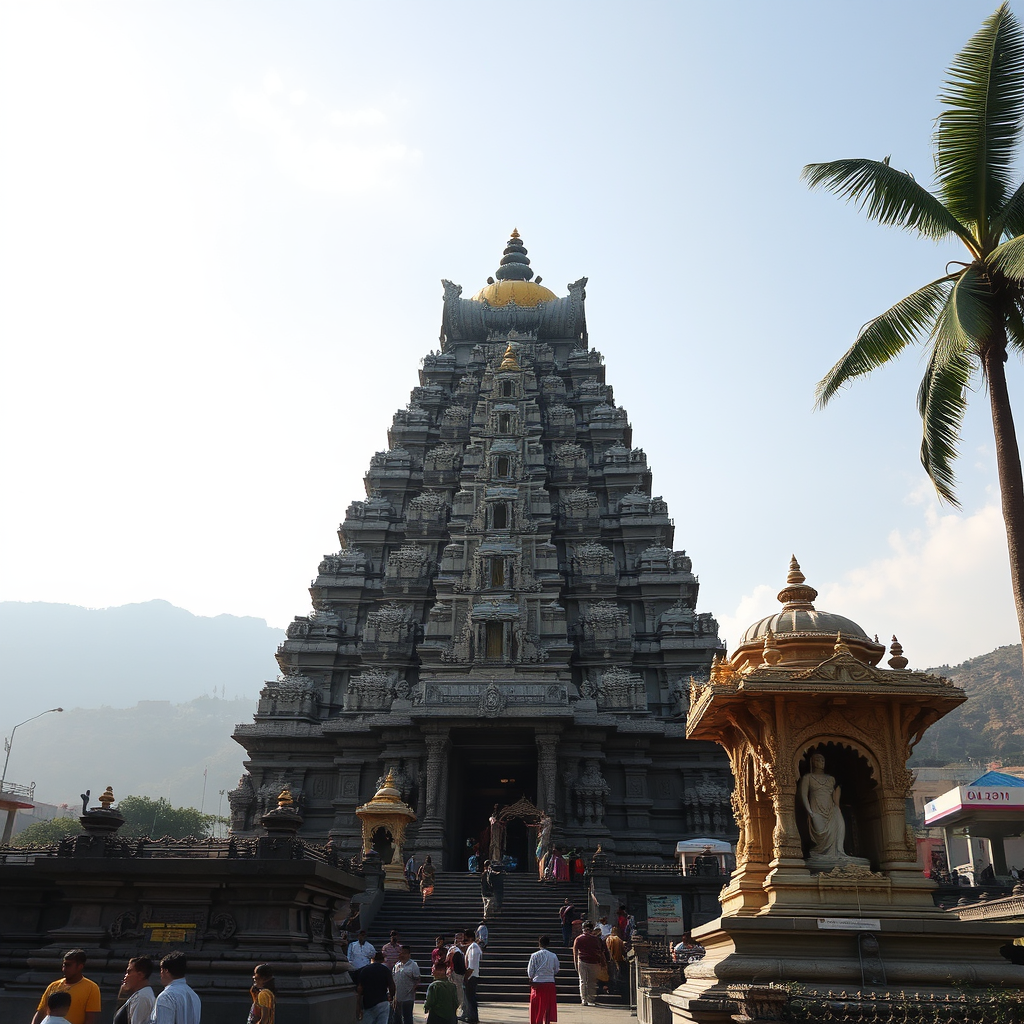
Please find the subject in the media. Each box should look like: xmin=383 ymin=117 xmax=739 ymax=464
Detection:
xmin=445 ymin=946 xmax=466 ymax=977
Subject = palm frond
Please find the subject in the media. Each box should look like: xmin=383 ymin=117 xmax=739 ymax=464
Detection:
xmin=991 ymin=177 xmax=1024 ymax=241
xmin=930 ymin=263 xmax=998 ymax=360
xmin=802 ymin=159 xmax=975 ymax=249
xmin=815 ymin=277 xmax=954 ymax=407
xmin=935 ymin=2 xmax=1024 ymax=232
xmin=989 ymin=233 xmax=1024 ymax=279
xmin=917 ymin=346 xmax=975 ymax=506
xmin=1004 ymin=296 xmax=1024 ymax=353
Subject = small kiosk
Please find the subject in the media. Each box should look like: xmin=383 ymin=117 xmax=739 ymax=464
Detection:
xmin=924 ymin=770 xmax=1024 ymax=883
xmin=675 ymin=838 xmax=733 ymax=877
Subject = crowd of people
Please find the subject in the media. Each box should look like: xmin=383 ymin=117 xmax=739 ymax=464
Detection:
xmin=346 ymin=927 xmax=484 ymax=1024
xmin=29 ymin=948 xmax=214 ymax=1024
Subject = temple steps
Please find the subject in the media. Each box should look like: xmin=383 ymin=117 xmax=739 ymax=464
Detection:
xmin=370 ymin=871 xmax=621 ymax=1004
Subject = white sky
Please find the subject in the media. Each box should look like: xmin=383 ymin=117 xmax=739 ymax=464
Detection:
xmin=1 ymin=1 xmax=1021 ymax=671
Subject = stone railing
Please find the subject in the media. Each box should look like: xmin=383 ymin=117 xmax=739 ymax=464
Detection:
xmin=0 ymin=834 xmax=365 ymax=871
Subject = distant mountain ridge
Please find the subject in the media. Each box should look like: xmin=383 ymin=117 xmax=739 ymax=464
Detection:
xmin=0 ymin=600 xmax=284 ymax=810
xmin=0 ymin=599 xmax=283 ymax=719
xmin=911 ymin=644 xmax=1024 ymax=767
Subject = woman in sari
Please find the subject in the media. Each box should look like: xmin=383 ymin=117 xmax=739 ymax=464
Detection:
xmin=418 ymin=854 xmax=436 ymax=906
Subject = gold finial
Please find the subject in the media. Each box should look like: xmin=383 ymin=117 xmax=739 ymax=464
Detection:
xmin=888 ymin=635 xmax=908 ymax=670
xmin=98 ymin=786 xmax=115 ymax=810
xmin=370 ymin=769 xmax=402 ymax=804
xmin=787 ymin=556 xmax=805 ymax=586
xmin=277 ymin=787 xmax=294 ymax=809
xmin=833 ymin=631 xmax=852 ymax=656
xmin=510 ymin=227 xmax=520 ymax=239
xmin=762 ymin=628 xmax=783 ymax=666
xmin=499 ymin=342 xmax=520 ymax=372
xmin=777 ymin=555 xmax=818 ymax=608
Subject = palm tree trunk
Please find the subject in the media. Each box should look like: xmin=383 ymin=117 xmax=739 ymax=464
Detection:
xmin=982 ymin=336 xmax=1024 ymax=667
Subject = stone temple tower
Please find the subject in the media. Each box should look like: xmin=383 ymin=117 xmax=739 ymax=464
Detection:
xmin=230 ymin=232 xmax=731 ymax=867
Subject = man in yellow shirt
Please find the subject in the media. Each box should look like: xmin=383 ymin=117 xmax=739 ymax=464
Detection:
xmin=31 ymin=949 xmax=101 ymax=1024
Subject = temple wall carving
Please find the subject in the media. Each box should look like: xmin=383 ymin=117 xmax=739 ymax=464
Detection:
xmin=232 ymin=234 xmax=732 ymax=864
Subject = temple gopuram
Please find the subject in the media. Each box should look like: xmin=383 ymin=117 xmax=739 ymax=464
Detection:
xmin=229 ymin=232 xmax=731 ymax=869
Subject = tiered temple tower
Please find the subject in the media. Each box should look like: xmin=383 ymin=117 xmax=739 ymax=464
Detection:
xmin=230 ymin=232 xmax=731 ymax=867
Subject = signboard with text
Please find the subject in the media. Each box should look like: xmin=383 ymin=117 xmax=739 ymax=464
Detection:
xmin=646 ymin=894 xmax=684 ymax=937
xmin=924 ymin=786 xmax=1024 ymax=827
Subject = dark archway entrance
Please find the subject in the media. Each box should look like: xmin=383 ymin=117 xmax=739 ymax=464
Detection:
xmin=447 ymin=727 xmax=537 ymax=871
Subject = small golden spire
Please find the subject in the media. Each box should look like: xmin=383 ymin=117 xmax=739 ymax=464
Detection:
xmin=277 ymin=787 xmax=294 ymax=809
xmin=98 ymin=786 xmax=115 ymax=810
xmin=888 ymin=636 xmax=908 ymax=670
xmin=510 ymin=227 xmax=520 ymax=239
xmin=833 ymin=631 xmax=852 ymax=656
xmin=787 ymin=556 xmax=805 ymax=586
xmin=499 ymin=343 xmax=520 ymax=372
xmin=762 ymin=628 xmax=783 ymax=666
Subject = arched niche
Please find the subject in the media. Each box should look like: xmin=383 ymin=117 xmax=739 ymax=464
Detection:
xmin=371 ymin=825 xmax=395 ymax=863
xmin=796 ymin=741 xmax=882 ymax=870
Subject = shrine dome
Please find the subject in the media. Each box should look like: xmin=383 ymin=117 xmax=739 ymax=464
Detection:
xmin=471 ymin=229 xmax=558 ymax=307
xmin=730 ymin=557 xmax=886 ymax=670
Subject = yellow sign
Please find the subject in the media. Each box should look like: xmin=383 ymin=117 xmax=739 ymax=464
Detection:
xmin=143 ymin=922 xmax=198 ymax=943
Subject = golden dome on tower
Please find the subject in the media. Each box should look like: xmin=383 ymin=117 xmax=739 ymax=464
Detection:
xmin=471 ymin=229 xmax=558 ymax=307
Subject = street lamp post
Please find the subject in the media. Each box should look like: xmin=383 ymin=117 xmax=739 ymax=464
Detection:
xmin=0 ymin=708 xmax=64 ymax=793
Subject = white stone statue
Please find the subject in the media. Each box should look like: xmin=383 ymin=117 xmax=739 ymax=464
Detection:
xmin=798 ymin=752 xmax=869 ymax=871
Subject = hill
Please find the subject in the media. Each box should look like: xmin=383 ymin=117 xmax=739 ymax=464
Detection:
xmin=0 ymin=600 xmax=284 ymax=811
xmin=7 ymin=696 xmax=257 ymax=817
xmin=911 ymin=644 xmax=1024 ymax=767
xmin=0 ymin=599 xmax=282 ymax=722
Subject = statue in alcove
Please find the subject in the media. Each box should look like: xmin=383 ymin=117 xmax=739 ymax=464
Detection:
xmin=798 ymin=752 xmax=869 ymax=871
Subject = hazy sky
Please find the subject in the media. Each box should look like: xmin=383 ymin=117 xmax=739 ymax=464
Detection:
xmin=2 ymin=1 xmax=1021 ymax=673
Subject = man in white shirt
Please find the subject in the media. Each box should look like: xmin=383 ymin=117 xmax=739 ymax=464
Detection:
xmin=116 ymin=956 xmax=156 ymax=1024
xmin=461 ymin=928 xmax=482 ymax=1024
xmin=152 ymin=952 xmax=200 ymax=1024
xmin=347 ymin=930 xmax=376 ymax=982
xmin=527 ymin=935 xmax=560 ymax=1024
xmin=391 ymin=945 xmax=421 ymax=1024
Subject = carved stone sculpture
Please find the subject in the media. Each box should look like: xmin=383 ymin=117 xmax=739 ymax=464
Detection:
xmin=798 ymin=752 xmax=869 ymax=871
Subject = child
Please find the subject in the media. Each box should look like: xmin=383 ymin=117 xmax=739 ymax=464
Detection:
xmin=40 ymin=990 xmax=72 ymax=1024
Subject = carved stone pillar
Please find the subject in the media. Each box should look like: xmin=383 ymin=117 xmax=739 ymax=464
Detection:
xmin=561 ymin=756 xmax=580 ymax=826
xmin=424 ymin=736 xmax=448 ymax=822
xmin=417 ymin=729 xmax=450 ymax=867
xmin=536 ymin=732 xmax=559 ymax=816
xmin=415 ymin=756 xmax=427 ymax=821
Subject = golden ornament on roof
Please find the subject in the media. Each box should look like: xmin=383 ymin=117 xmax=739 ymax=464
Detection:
xmin=499 ymin=343 xmax=521 ymax=372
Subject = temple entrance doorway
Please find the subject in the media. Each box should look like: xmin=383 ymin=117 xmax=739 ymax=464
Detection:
xmin=447 ymin=727 xmax=537 ymax=871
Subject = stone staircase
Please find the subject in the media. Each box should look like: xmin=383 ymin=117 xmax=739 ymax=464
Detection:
xmin=369 ymin=871 xmax=619 ymax=1004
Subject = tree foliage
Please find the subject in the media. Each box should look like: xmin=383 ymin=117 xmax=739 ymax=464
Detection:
xmin=804 ymin=3 xmax=1024 ymax=658
xmin=116 ymin=795 xmax=213 ymax=840
xmin=11 ymin=816 xmax=83 ymax=847
xmin=10 ymin=795 xmax=213 ymax=847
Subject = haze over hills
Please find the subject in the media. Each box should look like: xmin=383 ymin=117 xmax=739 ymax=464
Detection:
xmin=0 ymin=600 xmax=285 ymax=810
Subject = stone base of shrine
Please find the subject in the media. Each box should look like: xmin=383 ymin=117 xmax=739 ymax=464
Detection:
xmin=660 ymin=912 xmax=1024 ymax=1024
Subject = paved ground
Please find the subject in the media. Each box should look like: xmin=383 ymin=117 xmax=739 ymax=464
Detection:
xmin=468 ymin=1001 xmax=634 ymax=1022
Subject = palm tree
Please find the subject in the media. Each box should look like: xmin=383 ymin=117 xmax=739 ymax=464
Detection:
xmin=803 ymin=3 xmax=1024 ymax=658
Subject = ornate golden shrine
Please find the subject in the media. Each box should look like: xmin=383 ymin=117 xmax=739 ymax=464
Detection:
xmin=663 ymin=559 xmax=1024 ymax=1022
xmin=355 ymin=770 xmax=417 ymax=891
